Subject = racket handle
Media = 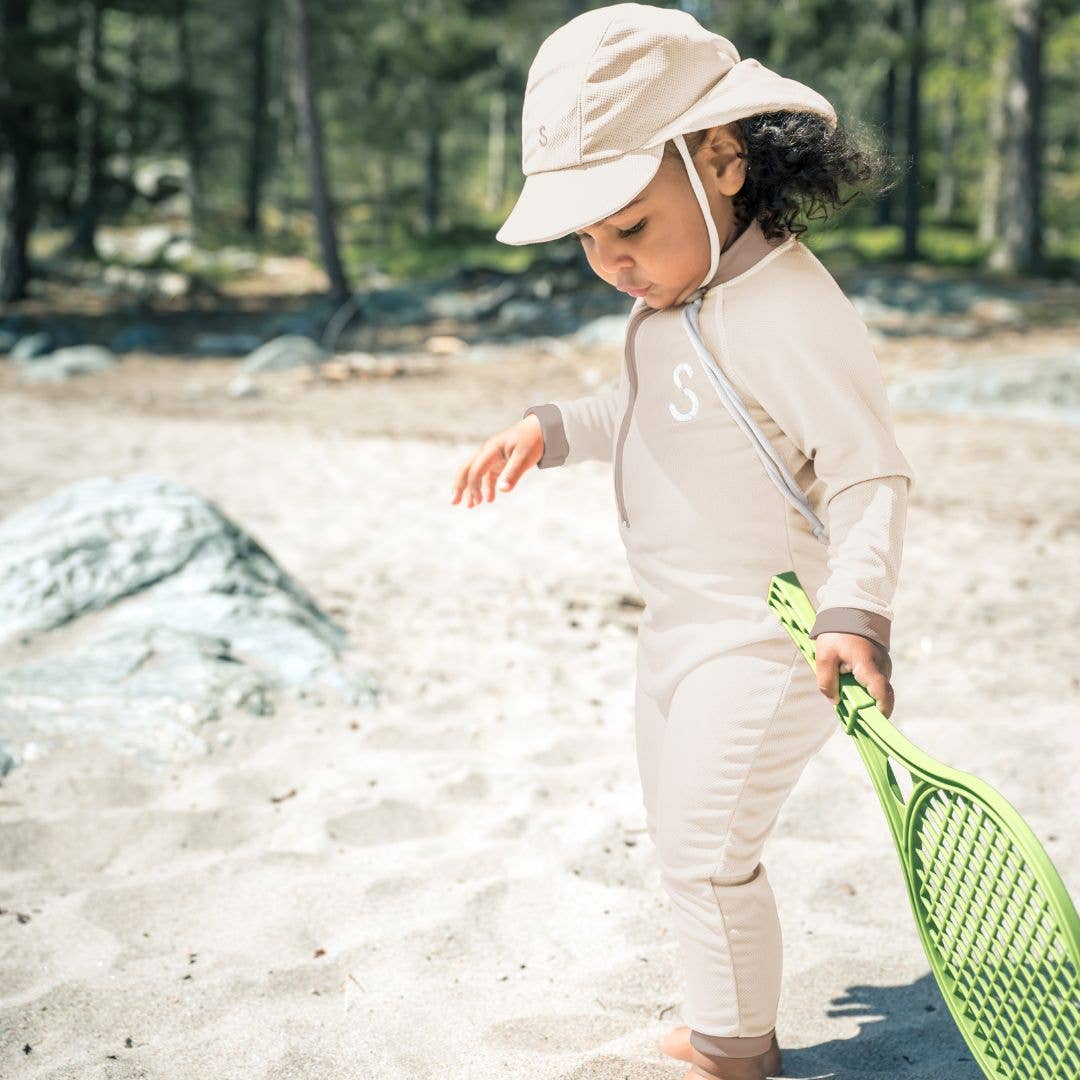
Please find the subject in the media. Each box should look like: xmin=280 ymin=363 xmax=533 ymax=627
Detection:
xmin=768 ymin=570 xmax=881 ymax=734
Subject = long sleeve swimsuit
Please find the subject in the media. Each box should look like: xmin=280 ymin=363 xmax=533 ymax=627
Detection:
xmin=520 ymin=218 xmax=916 ymax=1054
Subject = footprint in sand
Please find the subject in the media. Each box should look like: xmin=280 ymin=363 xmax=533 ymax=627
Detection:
xmin=325 ymin=798 xmax=443 ymax=847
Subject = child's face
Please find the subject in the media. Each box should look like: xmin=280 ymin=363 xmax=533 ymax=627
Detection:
xmin=573 ymin=124 xmax=746 ymax=310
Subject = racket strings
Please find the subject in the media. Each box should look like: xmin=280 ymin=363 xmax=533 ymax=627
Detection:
xmin=912 ymin=789 xmax=1079 ymax=1077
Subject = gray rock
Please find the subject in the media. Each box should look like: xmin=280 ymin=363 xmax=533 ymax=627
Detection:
xmin=242 ymin=334 xmax=329 ymax=373
xmin=496 ymin=299 xmax=548 ymax=330
xmin=846 ymin=272 xmax=1041 ymax=334
xmin=888 ymin=351 xmax=1080 ymax=425
xmin=17 ymin=345 xmax=117 ymax=383
xmin=10 ymin=332 xmax=55 ymax=360
xmin=427 ymin=280 xmax=517 ymax=322
xmin=192 ymin=332 xmax=263 ymax=357
xmin=573 ymin=314 xmax=631 ymax=347
xmin=0 ymin=473 xmax=381 ymax=770
xmin=0 ymin=625 xmax=271 ymax=766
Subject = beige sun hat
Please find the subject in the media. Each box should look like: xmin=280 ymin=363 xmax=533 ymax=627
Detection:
xmin=496 ymin=2 xmax=837 ymax=255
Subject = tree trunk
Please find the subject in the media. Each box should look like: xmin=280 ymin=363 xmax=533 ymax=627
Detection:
xmin=485 ymin=89 xmax=506 ymax=215
xmin=978 ymin=46 xmax=1008 ymax=245
xmin=991 ymin=0 xmax=1043 ymax=272
xmin=423 ymin=125 xmax=441 ymax=235
xmin=876 ymin=0 xmax=901 ymax=228
xmin=116 ymin=13 xmax=143 ymax=190
xmin=176 ymin=0 xmax=203 ymax=238
xmin=932 ymin=0 xmax=965 ymax=221
xmin=0 ymin=0 xmax=36 ymax=302
xmin=244 ymin=0 xmax=270 ymax=238
xmin=377 ymin=149 xmax=394 ymax=249
xmin=67 ymin=0 xmax=104 ymax=258
xmin=284 ymin=0 xmax=350 ymax=300
xmin=902 ymin=0 xmax=925 ymax=261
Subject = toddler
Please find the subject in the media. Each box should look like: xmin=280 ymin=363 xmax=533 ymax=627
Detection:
xmin=451 ymin=6 xmax=914 ymax=1078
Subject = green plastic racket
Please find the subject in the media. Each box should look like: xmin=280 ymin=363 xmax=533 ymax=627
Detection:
xmin=767 ymin=571 xmax=1080 ymax=1080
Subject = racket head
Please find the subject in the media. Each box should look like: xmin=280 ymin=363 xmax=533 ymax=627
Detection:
xmin=904 ymin=776 xmax=1080 ymax=1078
xmin=767 ymin=571 xmax=1080 ymax=1080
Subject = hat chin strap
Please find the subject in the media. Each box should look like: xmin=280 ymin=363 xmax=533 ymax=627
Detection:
xmin=672 ymin=132 xmax=719 ymax=293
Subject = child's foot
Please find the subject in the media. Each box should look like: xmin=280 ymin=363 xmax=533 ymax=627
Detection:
xmin=657 ymin=1025 xmax=783 ymax=1079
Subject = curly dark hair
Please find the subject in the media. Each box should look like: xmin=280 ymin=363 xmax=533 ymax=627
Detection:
xmin=664 ymin=112 xmax=905 ymax=243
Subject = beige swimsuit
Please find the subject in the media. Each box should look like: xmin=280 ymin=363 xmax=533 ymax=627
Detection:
xmin=522 ymin=218 xmax=915 ymax=1056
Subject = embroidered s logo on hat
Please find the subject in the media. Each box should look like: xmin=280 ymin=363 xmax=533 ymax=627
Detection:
xmin=538 ymin=125 xmax=548 ymax=146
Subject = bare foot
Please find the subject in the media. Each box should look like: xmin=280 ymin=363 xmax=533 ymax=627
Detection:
xmin=658 ymin=1024 xmax=695 ymax=1062
xmin=657 ymin=1025 xmax=783 ymax=1079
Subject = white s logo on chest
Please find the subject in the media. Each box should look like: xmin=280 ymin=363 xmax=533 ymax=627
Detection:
xmin=668 ymin=361 xmax=699 ymax=422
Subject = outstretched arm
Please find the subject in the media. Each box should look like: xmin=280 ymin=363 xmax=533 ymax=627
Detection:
xmin=522 ymin=384 xmax=623 ymax=469
xmin=523 ymin=299 xmax=643 ymax=469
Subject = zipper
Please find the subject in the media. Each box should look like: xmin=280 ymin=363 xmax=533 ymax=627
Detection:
xmin=614 ymin=304 xmax=661 ymax=527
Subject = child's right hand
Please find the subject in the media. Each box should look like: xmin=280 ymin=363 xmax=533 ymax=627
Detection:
xmin=450 ymin=415 xmax=544 ymax=508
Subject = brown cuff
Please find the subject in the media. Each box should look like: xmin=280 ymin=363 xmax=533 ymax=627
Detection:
xmin=522 ymin=403 xmax=569 ymax=468
xmin=809 ymin=607 xmax=891 ymax=652
xmin=689 ymin=1028 xmax=776 ymax=1059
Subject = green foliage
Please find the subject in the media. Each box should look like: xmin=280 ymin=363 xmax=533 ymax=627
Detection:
xmin=1 ymin=0 xmax=1078 ymax=287
xmin=811 ymin=222 xmax=992 ymax=267
xmin=342 ymin=220 xmax=536 ymax=281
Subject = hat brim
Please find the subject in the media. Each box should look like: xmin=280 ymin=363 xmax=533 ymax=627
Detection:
xmin=642 ymin=57 xmax=838 ymax=149
xmin=495 ymin=144 xmax=664 ymax=247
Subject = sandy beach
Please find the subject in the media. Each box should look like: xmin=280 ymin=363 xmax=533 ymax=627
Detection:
xmin=0 ymin=322 xmax=1077 ymax=1079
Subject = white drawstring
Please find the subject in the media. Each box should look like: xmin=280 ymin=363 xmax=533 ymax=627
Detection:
xmin=668 ymin=133 xmax=829 ymax=545
xmin=672 ymin=133 xmax=720 ymax=291
xmin=680 ymin=295 xmax=829 ymax=544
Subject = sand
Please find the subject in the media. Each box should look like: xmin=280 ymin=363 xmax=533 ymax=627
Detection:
xmin=0 ymin=326 xmax=1077 ymax=1079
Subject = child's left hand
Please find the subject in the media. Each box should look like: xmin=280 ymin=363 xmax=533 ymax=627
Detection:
xmin=814 ymin=632 xmax=894 ymax=718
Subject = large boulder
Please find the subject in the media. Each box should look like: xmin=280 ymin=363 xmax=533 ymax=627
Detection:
xmin=0 ymin=624 xmax=270 ymax=774
xmin=243 ymin=334 xmax=329 ymax=373
xmin=17 ymin=345 xmax=117 ymax=383
xmin=0 ymin=474 xmax=380 ymax=772
xmin=10 ymin=332 xmax=57 ymax=360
